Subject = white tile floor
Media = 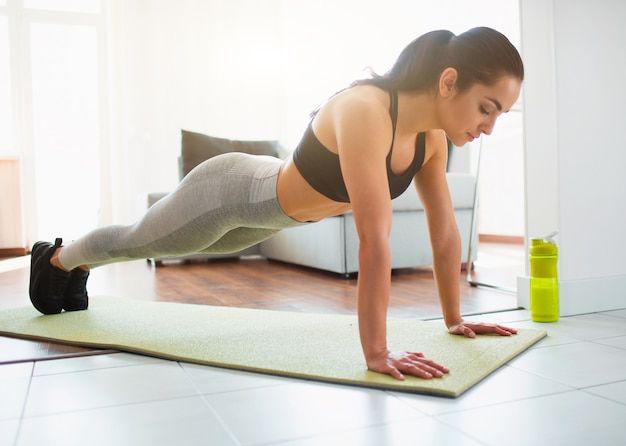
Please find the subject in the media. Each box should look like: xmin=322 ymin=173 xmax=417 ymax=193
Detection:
xmin=2 ymin=309 xmax=626 ymax=446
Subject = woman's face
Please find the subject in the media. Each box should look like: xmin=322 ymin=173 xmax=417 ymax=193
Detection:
xmin=440 ymin=75 xmax=521 ymax=147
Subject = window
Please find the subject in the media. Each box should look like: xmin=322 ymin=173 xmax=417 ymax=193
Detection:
xmin=2 ymin=0 xmax=107 ymax=244
xmin=0 ymin=16 xmax=13 ymax=155
xmin=30 ymin=23 xmax=101 ymax=239
xmin=24 ymin=0 xmax=100 ymax=13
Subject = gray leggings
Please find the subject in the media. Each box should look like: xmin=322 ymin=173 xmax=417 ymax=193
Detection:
xmin=58 ymin=153 xmax=306 ymax=270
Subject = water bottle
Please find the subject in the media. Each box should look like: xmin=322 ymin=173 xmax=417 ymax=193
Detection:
xmin=529 ymin=231 xmax=559 ymax=322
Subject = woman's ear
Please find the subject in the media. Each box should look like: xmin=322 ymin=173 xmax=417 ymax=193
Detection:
xmin=438 ymin=68 xmax=458 ymax=98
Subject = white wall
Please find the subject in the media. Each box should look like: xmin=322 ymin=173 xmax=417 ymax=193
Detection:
xmin=519 ymin=0 xmax=626 ymax=314
xmin=108 ymin=0 xmax=522 ymax=225
xmin=474 ymin=109 xmax=525 ymax=237
xmin=108 ymin=0 xmax=284 ymax=222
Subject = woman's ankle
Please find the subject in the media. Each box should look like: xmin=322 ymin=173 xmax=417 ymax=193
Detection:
xmin=50 ymin=248 xmax=71 ymax=272
xmin=50 ymin=247 xmax=90 ymax=272
xmin=50 ymin=247 xmax=89 ymax=273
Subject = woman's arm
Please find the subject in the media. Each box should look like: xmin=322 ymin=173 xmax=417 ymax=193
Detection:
xmin=333 ymin=97 xmax=394 ymax=366
xmin=414 ymin=131 xmax=464 ymax=327
xmin=329 ymin=94 xmax=449 ymax=380
xmin=416 ymin=130 xmax=518 ymax=337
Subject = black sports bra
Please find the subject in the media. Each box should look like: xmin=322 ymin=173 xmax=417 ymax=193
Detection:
xmin=292 ymin=90 xmax=426 ymax=203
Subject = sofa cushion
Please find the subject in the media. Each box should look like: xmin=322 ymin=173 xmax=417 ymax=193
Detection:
xmin=180 ymin=129 xmax=279 ymax=178
xmin=446 ymin=173 xmax=476 ymax=209
xmin=390 ymin=173 xmax=476 ymax=212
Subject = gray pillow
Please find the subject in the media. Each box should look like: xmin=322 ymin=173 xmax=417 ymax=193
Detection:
xmin=180 ymin=129 xmax=279 ymax=178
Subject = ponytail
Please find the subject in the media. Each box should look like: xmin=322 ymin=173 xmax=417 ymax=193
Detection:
xmin=355 ymin=27 xmax=524 ymax=94
xmin=354 ymin=30 xmax=454 ymax=91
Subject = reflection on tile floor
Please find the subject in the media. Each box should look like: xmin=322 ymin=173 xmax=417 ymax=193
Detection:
xmin=1 ymin=308 xmax=625 ymax=446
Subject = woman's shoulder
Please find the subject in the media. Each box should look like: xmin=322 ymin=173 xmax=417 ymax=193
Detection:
xmin=424 ymin=128 xmax=447 ymax=145
xmin=311 ymin=85 xmax=393 ymax=155
xmin=317 ymin=85 xmax=391 ymax=131
xmin=420 ymin=129 xmax=450 ymax=171
xmin=331 ymin=85 xmax=388 ymax=112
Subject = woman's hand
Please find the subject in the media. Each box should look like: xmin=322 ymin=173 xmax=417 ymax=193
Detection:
xmin=448 ymin=321 xmax=518 ymax=338
xmin=367 ymin=350 xmax=450 ymax=381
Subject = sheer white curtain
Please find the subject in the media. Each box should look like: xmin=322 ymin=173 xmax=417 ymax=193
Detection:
xmin=1 ymin=0 xmax=108 ymax=247
xmin=29 ymin=23 xmax=102 ymax=240
xmin=0 ymin=15 xmax=12 ymax=155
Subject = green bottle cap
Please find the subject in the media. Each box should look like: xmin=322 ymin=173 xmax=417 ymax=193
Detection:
xmin=530 ymin=231 xmax=558 ymax=255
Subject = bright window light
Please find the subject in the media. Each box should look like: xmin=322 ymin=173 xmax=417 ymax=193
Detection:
xmin=30 ymin=23 xmax=100 ymax=240
xmin=0 ymin=17 xmax=13 ymax=155
xmin=24 ymin=0 xmax=100 ymax=13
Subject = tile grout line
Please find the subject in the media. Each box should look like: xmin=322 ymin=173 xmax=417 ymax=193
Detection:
xmin=579 ymin=380 xmax=626 ymax=407
xmin=177 ymin=361 xmax=244 ymax=446
xmin=12 ymin=361 xmax=35 ymax=446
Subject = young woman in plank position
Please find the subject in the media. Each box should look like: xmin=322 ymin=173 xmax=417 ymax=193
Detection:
xmin=30 ymin=26 xmax=523 ymax=381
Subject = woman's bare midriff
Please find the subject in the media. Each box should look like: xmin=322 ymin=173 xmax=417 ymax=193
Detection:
xmin=276 ymin=156 xmax=352 ymax=223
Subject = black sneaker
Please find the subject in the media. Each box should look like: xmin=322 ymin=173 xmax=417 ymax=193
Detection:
xmin=63 ymin=268 xmax=89 ymax=312
xmin=29 ymin=238 xmax=71 ymax=315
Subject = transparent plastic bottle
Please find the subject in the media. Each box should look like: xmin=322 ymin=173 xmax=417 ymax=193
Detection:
xmin=529 ymin=231 xmax=559 ymax=322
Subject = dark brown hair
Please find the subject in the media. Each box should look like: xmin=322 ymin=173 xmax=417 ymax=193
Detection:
xmin=355 ymin=27 xmax=524 ymax=93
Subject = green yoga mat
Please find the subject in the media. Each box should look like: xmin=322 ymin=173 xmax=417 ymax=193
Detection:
xmin=0 ymin=296 xmax=545 ymax=397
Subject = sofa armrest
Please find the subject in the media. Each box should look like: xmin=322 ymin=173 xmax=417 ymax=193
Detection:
xmin=146 ymin=192 xmax=170 ymax=208
xmin=390 ymin=173 xmax=476 ymax=212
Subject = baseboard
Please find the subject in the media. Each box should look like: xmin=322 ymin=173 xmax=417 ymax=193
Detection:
xmin=0 ymin=248 xmax=27 ymax=258
xmin=518 ymin=274 xmax=626 ymax=315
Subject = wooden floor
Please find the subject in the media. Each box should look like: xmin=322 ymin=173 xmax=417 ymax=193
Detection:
xmin=0 ymin=241 xmax=523 ymax=363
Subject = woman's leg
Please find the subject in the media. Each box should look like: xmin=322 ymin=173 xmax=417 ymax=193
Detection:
xmin=57 ymin=153 xmax=294 ymax=270
xmin=31 ymin=153 xmax=303 ymax=314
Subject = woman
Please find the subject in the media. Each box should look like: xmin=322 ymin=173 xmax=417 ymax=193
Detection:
xmin=30 ymin=26 xmax=523 ymax=381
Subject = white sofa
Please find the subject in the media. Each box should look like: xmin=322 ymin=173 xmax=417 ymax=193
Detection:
xmin=259 ymin=173 xmax=476 ymax=277
xmin=144 ymin=130 xmax=477 ymax=275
